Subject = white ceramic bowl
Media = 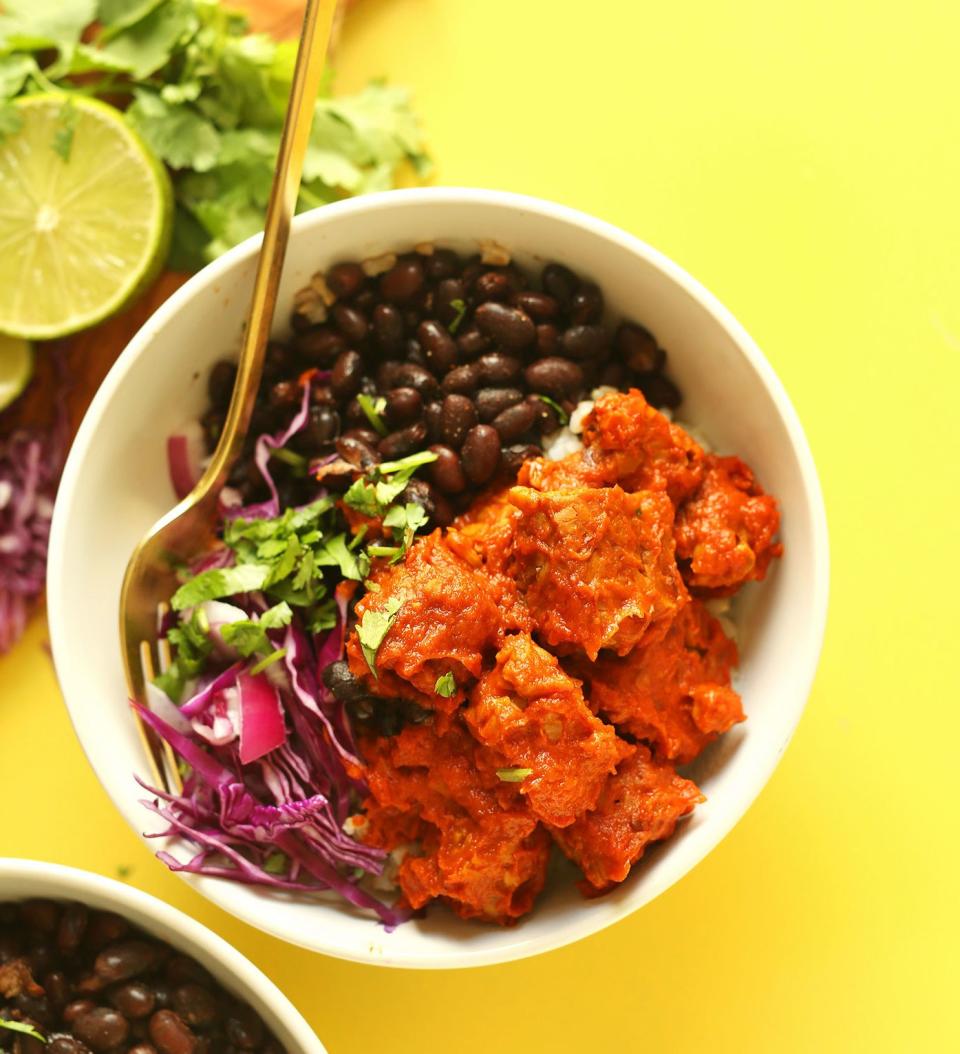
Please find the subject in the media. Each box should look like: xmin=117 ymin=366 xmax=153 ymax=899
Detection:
xmin=0 ymin=858 xmax=326 ymax=1052
xmin=48 ymin=188 xmax=829 ymax=968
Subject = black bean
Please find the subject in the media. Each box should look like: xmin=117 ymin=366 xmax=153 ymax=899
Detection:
xmin=291 ymin=326 xmax=347 ymax=365
xmin=638 ymin=373 xmax=682 ymax=410
xmin=224 ymin=1007 xmax=264 ymax=1050
xmin=600 ymin=361 xmax=627 ymax=388
xmin=322 ymin=661 xmax=369 ymax=703
xmin=477 ymin=352 xmax=522 ymax=385
xmin=380 ymin=257 xmax=424 ymax=304
xmin=404 ymin=338 xmax=427 ymax=367
xmin=474 ymin=302 xmax=536 ymax=351
xmin=475 ymin=387 xmax=524 ymax=422
xmin=127 ymin=1045 xmax=158 ymax=1054
xmin=541 ymin=262 xmax=578 ymax=306
xmin=524 ymin=357 xmax=584 ymax=399
xmin=424 ymin=401 xmax=444 ymax=441
xmin=326 ymin=261 xmax=365 ymax=299
xmin=456 ymin=327 xmax=490 ymax=360
xmin=559 ymin=324 xmax=610 ymax=360
xmin=336 ymin=435 xmax=380 ymax=469
xmin=501 ymin=443 xmax=542 ymax=476
xmin=63 ymin=1002 xmax=97 ymax=1025
xmin=21 ymin=900 xmax=59 ymax=933
xmin=511 ymin=291 xmax=558 ymax=320
xmin=425 ymin=248 xmax=461 ymax=280
xmin=311 ymin=382 xmax=339 ymax=407
xmin=441 ymin=362 xmax=481 ymax=395
xmin=438 ymin=394 xmax=478 ymax=449
xmin=491 ymin=401 xmax=537 ymax=442
xmin=526 ymin=393 xmax=561 ymax=434
xmin=378 ymin=423 xmax=428 ymax=459
xmin=375 ymin=360 xmax=405 ymax=390
xmin=48 ymin=1038 xmax=92 ymax=1054
xmin=108 ymin=982 xmax=156 ymax=1019
xmin=172 ymin=986 xmax=218 ymax=1029
xmin=353 ymin=287 xmax=377 ymax=313
xmin=615 ymin=322 xmax=665 ymax=373
xmin=570 ymin=283 xmax=604 ymax=324
xmin=461 ymin=425 xmax=501 ymax=485
xmin=535 ymin=323 xmax=559 ymax=355
xmin=417 ymin=320 xmax=458 ymax=374
xmin=151 ymin=985 xmax=172 ymax=1012
xmin=164 ymin=957 xmax=209 ymax=985
xmin=294 ymin=405 xmax=339 ymax=450
xmin=148 ymin=1011 xmax=196 ymax=1054
xmin=206 ymin=362 xmax=236 ymax=410
xmin=73 ymin=1009 xmax=129 ymax=1052
xmin=385 ymin=387 xmax=423 ymax=427
xmin=265 ymin=341 xmax=297 ymax=378
xmin=393 ymin=363 xmax=438 ymax=397
xmin=341 ymin=427 xmax=381 ymax=448
xmin=372 ymin=303 xmax=405 ymax=354
xmin=331 ymin=303 xmax=369 ymax=344
xmin=95 ymin=942 xmax=161 ymax=984
xmin=474 ymin=271 xmax=510 ymax=302
xmin=427 ymin=445 xmax=467 ymax=494
xmin=43 ymin=971 xmax=70 ymax=1007
xmin=435 ymin=278 xmax=467 ymax=326
xmin=403 ymin=306 xmax=424 ymax=331
xmin=330 ymin=350 xmax=364 ymax=400
xmin=268 ymin=379 xmax=300 ymax=411
xmin=57 ymin=904 xmax=88 ymax=956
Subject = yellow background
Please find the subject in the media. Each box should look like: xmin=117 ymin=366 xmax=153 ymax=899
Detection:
xmin=3 ymin=0 xmax=958 ymax=1050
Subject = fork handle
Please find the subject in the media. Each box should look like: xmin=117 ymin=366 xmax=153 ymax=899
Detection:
xmin=201 ymin=0 xmax=337 ymax=494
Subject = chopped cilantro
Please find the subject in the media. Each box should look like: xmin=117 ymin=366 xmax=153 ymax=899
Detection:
xmin=249 ymin=648 xmax=287 ymax=676
xmin=382 ymin=502 xmax=429 ymax=561
xmin=220 ymin=602 xmax=292 ymax=658
xmin=496 ymin=767 xmax=533 ymax=782
xmin=171 ymin=563 xmax=270 ymax=611
xmin=535 ymin=394 xmax=570 ymax=426
xmin=448 ymin=297 xmax=468 ymax=334
xmin=357 ymin=393 xmax=388 ymax=436
xmin=356 ymin=597 xmax=403 ymax=677
xmin=154 ymin=608 xmax=213 ymax=702
xmin=434 ymin=672 xmax=456 ymax=697
xmin=0 ymin=1020 xmax=46 ymax=1043
xmin=263 ymin=850 xmax=289 ymax=875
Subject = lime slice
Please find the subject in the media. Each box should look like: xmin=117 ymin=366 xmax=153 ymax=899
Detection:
xmin=0 ymin=333 xmax=34 ymax=411
xmin=0 ymin=94 xmax=173 ymax=340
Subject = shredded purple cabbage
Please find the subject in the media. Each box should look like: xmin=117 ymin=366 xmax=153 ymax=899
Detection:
xmin=137 ymin=603 xmax=407 ymax=929
xmin=0 ymin=411 xmax=67 ymax=653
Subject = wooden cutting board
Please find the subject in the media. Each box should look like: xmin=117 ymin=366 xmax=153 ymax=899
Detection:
xmin=1 ymin=0 xmax=312 ymax=440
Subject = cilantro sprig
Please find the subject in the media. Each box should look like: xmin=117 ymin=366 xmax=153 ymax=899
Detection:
xmin=0 ymin=1 xmax=430 ymax=269
xmin=0 ymin=1020 xmax=46 ymax=1043
xmin=356 ymin=596 xmax=402 ymax=677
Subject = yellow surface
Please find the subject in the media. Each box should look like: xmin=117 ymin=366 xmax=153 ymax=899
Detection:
xmin=2 ymin=1 xmax=958 ymax=1051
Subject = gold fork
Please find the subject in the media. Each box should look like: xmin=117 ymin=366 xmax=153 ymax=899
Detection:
xmin=119 ymin=0 xmax=338 ymax=794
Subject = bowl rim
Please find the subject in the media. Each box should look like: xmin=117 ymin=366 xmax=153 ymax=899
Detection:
xmin=0 ymin=857 xmax=327 ymax=1052
xmin=48 ymin=186 xmax=830 ymax=968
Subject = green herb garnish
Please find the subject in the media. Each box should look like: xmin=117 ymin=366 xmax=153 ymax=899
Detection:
xmin=0 ymin=1 xmax=429 ymax=269
xmin=263 ymin=850 xmax=289 ymax=875
xmin=171 ymin=563 xmax=271 ymax=611
xmin=496 ymin=767 xmax=533 ymax=782
xmin=0 ymin=1020 xmax=46 ymax=1043
xmin=448 ymin=297 xmax=468 ymax=334
xmin=154 ymin=607 xmax=213 ymax=702
xmin=535 ymin=394 xmax=569 ymax=426
xmin=270 ymin=447 xmax=309 ymax=472
xmin=434 ymin=672 xmax=456 ymax=698
xmin=356 ymin=596 xmax=402 ymax=677
xmin=220 ymin=601 xmax=293 ymax=658
xmin=249 ymin=647 xmax=287 ymax=676
xmin=356 ymin=393 xmax=388 ymax=436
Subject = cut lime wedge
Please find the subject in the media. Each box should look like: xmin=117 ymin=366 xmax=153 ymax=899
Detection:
xmin=0 ymin=333 xmax=34 ymax=411
xmin=0 ymin=94 xmax=173 ymax=340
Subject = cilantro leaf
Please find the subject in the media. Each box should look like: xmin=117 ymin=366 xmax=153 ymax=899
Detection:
xmin=99 ymin=1 xmax=200 ymax=80
xmin=154 ymin=608 xmax=212 ymax=702
xmin=98 ymin=1 xmax=167 ymax=32
xmin=127 ymin=89 xmax=221 ymax=171
xmin=0 ymin=0 xmax=96 ymax=64
xmin=0 ymin=54 xmax=37 ymax=99
xmin=434 ymin=672 xmax=456 ymax=698
xmin=535 ymin=394 xmax=570 ymax=426
xmin=382 ymin=501 xmax=429 ymax=561
xmin=220 ymin=601 xmax=292 ymax=658
xmin=343 ymin=478 xmax=382 ymax=518
xmin=0 ymin=1020 xmax=46 ymax=1043
xmin=249 ymin=647 xmax=286 ymax=676
xmin=356 ymin=393 xmax=388 ymax=436
xmin=448 ymin=297 xmax=467 ymax=334
xmin=314 ymin=534 xmax=368 ymax=582
xmin=356 ymin=597 xmax=402 ymax=677
xmin=496 ymin=768 xmax=533 ymax=782
xmin=171 ymin=563 xmax=270 ymax=610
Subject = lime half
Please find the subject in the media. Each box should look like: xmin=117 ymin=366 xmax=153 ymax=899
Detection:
xmin=0 ymin=333 xmax=33 ymax=411
xmin=0 ymin=94 xmax=173 ymax=340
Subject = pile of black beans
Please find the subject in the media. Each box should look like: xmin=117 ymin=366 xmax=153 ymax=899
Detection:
xmin=0 ymin=900 xmax=283 ymax=1054
xmin=202 ymin=248 xmax=681 ymax=521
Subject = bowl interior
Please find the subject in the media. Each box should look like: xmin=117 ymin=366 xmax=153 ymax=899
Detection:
xmin=48 ymin=188 xmax=828 ymax=968
xmin=0 ymin=860 xmax=325 ymax=1053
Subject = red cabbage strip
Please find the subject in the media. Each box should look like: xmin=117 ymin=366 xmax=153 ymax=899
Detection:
xmin=0 ymin=410 xmax=67 ymax=653
xmin=179 ymin=663 xmax=243 ymax=717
